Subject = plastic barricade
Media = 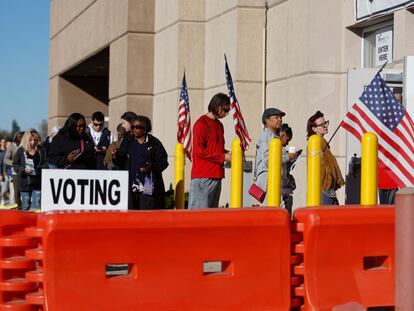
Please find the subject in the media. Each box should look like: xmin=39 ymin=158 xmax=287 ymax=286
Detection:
xmin=0 ymin=211 xmax=38 ymax=311
xmin=37 ymin=208 xmax=291 ymax=311
xmin=292 ymin=206 xmax=395 ymax=310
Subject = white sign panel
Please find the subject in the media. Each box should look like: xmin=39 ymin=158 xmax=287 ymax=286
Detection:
xmin=41 ymin=169 xmax=129 ymax=212
xmin=375 ymin=27 xmax=393 ymax=67
xmin=357 ymin=0 xmax=414 ymax=20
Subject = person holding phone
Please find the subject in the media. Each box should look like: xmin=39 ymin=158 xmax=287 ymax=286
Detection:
xmin=48 ymin=113 xmax=95 ymax=170
xmin=86 ymin=111 xmax=115 ymax=170
xmin=112 ymin=115 xmax=168 ymax=210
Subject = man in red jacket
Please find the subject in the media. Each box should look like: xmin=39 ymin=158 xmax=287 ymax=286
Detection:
xmin=188 ymin=93 xmax=232 ymax=208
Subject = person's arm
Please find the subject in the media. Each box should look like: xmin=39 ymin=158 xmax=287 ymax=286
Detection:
xmin=193 ymin=121 xmax=225 ymax=165
xmin=3 ymin=146 xmax=13 ymax=167
xmin=150 ymin=139 xmax=169 ymax=174
xmin=12 ymin=149 xmax=27 ymax=176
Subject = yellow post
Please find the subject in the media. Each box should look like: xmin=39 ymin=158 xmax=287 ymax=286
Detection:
xmin=267 ymin=138 xmax=282 ymax=207
xmin=307 ymin=135 xmax=322 ymax=207
xmin=230 ymin=138 xmax=243 ymax=208
xmin=361 ymin=132 xmax=378 ymax=206
xmin=174 ymin=143 xmax=185 ymax=209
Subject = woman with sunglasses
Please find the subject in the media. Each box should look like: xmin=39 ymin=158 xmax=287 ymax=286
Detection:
xmin=112 ymin=115 xmax=168 ymax=210
xmin=48 ymin=113 xmax=95 ymax=170
xmin=13 ymin=129 xmax=47 ymax=210
xmin=306 ymin=111 xmax=344 ymax=205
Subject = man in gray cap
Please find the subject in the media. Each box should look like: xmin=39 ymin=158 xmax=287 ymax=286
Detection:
xmin=252 ymin=108 xmax=286 ymax=204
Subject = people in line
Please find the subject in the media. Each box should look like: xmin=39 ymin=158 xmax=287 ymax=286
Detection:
xmin=188 ymin=93 xmax=232 ymax=209
xmin=112 ymin=115 xmax=168 ymax=210
xmin=253 ymin=108 xmax=287 ymax=204
xmin=0 ymin=138 xmax=7 ymax=206
xmin=306 ymin=111 xmax=344 ymax=205
xmin=85 ymin=111 xmax=115 ymax=170
xmin=13 ymin=129 xmax=47 ymax=211
xmin=278 ymin=123 xmax=298 ymax=214
xmin=48 ymin=113 xmax=95 ymax=170
xmin=4 ymin=131 xmax=24 ymax=208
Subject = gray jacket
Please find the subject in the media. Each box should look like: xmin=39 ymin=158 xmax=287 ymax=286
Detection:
xmin=254 ymin=127 xmax=289 ymax=192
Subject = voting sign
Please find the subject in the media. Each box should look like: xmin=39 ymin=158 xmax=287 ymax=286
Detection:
xmin=41 ymin=169 xmax=129 ymax=211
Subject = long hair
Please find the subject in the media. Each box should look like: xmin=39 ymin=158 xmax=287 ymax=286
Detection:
xmin=19 ymin=129 xmax=41 ymax=152
xmin=61 ymin=113 xmax=86 ymax=138
xmin=208 ymin=93 xmax=230 ymax=115
xmin=306 ymin=111 xmax=324 ymax=139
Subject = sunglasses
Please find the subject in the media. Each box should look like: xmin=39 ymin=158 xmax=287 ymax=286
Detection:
xmin=222 ymin=107 xmax=230 ymax=113
xmin=93 ymin=122 xmax=104 ymax=127
xmin=315 ymin=120 xmax=329 ymax=128
xmin=131 ymin=125 xmax=144 ymax=130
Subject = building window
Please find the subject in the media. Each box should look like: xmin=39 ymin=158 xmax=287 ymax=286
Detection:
xmin=363 ymin=21 xmax=393 ymax=68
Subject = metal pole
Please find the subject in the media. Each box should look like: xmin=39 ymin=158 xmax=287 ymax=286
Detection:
xmin=267 ymin=138 xmax=281 ymax=207
xmin=174 ymin=143 xmax=185 ymax=209
xmin=230 ymin=139 xmax=243 ymax=208
xmin=307 ymin=135 xmax=321 ymax=207
xmin=395 ymin=188 xmax=414 ymax=310
xmin=360 ymin=133 xmax=377 ymax=206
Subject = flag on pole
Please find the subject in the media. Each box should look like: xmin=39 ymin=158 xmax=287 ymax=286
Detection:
xmin=224 ymin=55 xmax=251 ymax=151
xmin=177 ymin=72 xmax=192 ymax=160
xmin=340 ymin=72 xmax=414 ymax=187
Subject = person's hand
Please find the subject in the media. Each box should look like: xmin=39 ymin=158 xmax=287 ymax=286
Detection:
xmin=67 ymin=149 xmax=80 ymax=163
xmin=95 ymin=146 xmax=106 ymax=154
xmin=24 ymin=168 xmax=32 ymax=174
xmin=288 ymin=152 xmax=298 ymax=161
xmin=111 ymin=147 xmax=118 ymax=159
xmin=140 ymin=162 xmax=152 ymax=173
xmin=224 ymin=151 xmax=232 ymax=162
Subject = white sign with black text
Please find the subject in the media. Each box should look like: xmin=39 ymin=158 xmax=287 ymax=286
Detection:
xmin=41 ymin=169 xmax=129 ymax=212
xmin=375 ymin=27 xmax=393 ymax=67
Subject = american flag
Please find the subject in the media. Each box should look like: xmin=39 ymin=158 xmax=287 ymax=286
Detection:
xmin=224 ymin=55 xmax=251 ymax=151
xmin=177 ymin=72 xmax=192 ymax=160
xmin=341 ymin=72 xmax=414 ymax=187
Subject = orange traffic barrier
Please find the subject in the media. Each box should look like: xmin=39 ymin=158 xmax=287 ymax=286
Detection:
xmin=291 ymin=206 xmax=395 ymax=310
xmin=35 ymin=208 xmax=291 ymax=310
xmin=0 ymin=211 xmax=38 ymax=311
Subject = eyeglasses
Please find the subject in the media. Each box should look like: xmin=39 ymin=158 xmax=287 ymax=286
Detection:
xmin=315 ymin=120 xmax=329 ymax=128
xmin=93 ymin=122 xmax=104 ymax=127
xmin=131 ymin=125 xmax=144 ymax=130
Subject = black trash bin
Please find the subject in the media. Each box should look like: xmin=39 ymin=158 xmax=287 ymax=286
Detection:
xmin=345 ymin=154 xmax=361 ymax=204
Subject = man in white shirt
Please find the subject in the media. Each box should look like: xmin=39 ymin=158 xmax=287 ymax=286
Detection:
xmin=86 ymin=111 xmax=115 ymax=169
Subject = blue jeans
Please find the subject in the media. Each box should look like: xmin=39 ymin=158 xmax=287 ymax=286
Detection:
xmin=21 ymin=190 xmax=41 ymax=211
xmin=322 ymin=190 xmax=339 ymax=205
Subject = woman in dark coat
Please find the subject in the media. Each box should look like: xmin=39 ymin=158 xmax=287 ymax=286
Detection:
xmin=13 ymin=129 xmax=47 ymax=210
xmin=48 ymin=113 xmax=95 ymax=170
xmin=113 ymin=115 xmax=168 ymax=210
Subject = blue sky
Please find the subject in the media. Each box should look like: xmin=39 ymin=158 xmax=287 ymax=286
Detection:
xmin=0 ymin=1 xmax=50 ymax=133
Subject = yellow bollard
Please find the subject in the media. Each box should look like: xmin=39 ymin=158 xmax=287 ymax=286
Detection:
xmin=230 ymin=138 xmax=243 ymax=208
xmin=267 ymin=138 xmax=282 ymax=207
xmin=174 ymin=143 xmax=185 ymax=209
xmin=361 ymin=132 xmax=378 ymax=206
xmin=307 ymin=135 xmax=322 ymax=207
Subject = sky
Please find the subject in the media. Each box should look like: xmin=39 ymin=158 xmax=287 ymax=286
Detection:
xmin=0 ymin=1 xmax=50 ymax=133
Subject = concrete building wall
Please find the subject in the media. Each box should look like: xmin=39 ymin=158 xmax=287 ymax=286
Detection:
xmin=49 ymin=0 xmax=414 ymax=208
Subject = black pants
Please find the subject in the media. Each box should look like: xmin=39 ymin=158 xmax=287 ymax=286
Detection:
xmin=131 ymin=192 xmax=165 ymax=210
xmin=12 ymin=175 xmax=21 ymax=209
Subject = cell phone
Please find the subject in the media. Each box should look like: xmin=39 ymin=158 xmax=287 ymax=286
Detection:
xmin=73 ymin=149 xmax=82 ymax=160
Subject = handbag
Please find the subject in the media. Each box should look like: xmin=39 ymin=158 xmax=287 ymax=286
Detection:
xmin=248 ymin=183 xmax=266 ymax=203
xmin=142 ymin=173 xmax=154 ymax=195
